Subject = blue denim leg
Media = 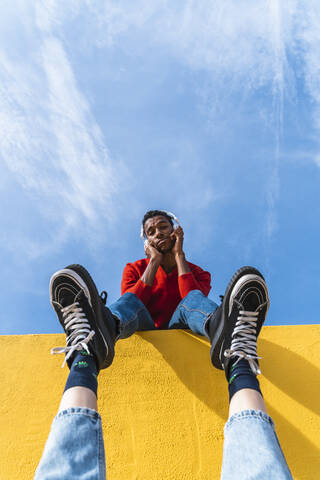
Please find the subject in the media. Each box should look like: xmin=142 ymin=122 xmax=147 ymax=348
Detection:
xmin=221 ymin=410 xmax=293 ymax=480
xmin=108 ymin=292 xmax=155 ymax=339
xmin=168 ymin=290 xmax=218 ymax=337
xmin=34 ymin=407 xmax=106 ymax=480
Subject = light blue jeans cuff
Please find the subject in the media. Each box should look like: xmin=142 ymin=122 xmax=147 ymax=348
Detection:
xmin=221 ymin=409 xmax=293 ymax=480
xmin=34 ymin=407 xmax=106 ymax=480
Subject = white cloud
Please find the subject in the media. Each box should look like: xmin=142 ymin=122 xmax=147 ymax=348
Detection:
xmin=0 ymin=4 xmax=124 ymax=259
xmin=41 ymin=36 xmax=117 ymax=223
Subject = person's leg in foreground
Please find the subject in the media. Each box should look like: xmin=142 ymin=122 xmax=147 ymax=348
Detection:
xmin=208 ymin=267 xmax=293 ymax=480
xmin=34 ymin=264 xmax=117 ymax=480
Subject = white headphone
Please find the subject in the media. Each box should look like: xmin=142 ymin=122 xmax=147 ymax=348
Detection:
xmin=140 ymin=211 xmax=180 ymax=241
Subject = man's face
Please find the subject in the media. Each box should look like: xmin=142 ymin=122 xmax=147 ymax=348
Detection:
xmin=144 ymin=215 xmax=175 ymax=253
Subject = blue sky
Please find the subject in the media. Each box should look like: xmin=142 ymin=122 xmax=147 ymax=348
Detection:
xmin=1 ymin=1 xmax=319 ymax=335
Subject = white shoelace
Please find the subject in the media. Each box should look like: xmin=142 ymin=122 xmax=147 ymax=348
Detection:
xmin=51 ymin=302 xmax=95 ymax=368
xmin=224 ymin=309 xmax=261 ymax=375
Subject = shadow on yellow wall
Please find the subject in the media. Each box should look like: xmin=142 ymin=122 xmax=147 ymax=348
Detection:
xmin=261 ymin=336 xmax=320 ymax=479
xmin=1 ymin=325 xmax=319 ymax=479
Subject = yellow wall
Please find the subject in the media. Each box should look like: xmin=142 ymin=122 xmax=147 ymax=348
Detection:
xmin=1 ymin=325 xmax=319 ymax=479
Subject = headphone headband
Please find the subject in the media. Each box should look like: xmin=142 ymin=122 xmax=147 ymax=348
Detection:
xmin=140 ymin=211 xmax=180 ymax=239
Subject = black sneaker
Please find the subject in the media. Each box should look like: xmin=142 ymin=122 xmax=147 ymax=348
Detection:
xmin=209 ymin=266 xmax=269 ymax=375
xmin=50 ymin=264 xmax=117 ymax=371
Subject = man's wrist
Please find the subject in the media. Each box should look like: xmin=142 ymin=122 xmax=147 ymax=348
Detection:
xmin=149 ymin=256 xmax=161 ymax=266
xmin=175 ymin=252 xmax=186 ymax=260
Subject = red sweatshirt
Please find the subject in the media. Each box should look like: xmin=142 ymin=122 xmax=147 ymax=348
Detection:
xmin=121 ymin=258 xmax=211 ymax=329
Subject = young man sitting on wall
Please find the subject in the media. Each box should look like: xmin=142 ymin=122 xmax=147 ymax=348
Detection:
xmin=49 ymin=209 xmax=267 ymax=400
xmin=35 ymin=209 xmax=293 ymax=479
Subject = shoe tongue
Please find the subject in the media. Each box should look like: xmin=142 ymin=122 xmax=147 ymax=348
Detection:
xmin=59 ymin=289 xmax=83 ymax=308
xmin=244 ymin=291 xmax=260 ymax=311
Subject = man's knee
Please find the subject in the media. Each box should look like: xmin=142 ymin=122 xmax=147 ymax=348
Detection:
xmin=182 ymin=289 xmax=205 ymax=301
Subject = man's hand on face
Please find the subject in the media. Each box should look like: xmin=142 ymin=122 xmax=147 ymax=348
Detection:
xmin=170 ymin=226 xmax=185 ymax=258
xmin=144 ymin=241 xmax=163 ymax=264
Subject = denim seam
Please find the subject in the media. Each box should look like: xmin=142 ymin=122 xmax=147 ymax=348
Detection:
xmin=180 ymin=304 xmax=210 ymax=316
xmin=55 ymin=408 xmax=101 ymax=421
xmin=119 ymin=306 xmax=148 ymax=330
xmin=225 ymin=410 xmax=274 ymax=431
xmin=97 ymin=417 xmax=106 ymax=480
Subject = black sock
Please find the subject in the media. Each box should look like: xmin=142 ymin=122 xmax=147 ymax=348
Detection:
xmin=226 ymin=358 xmax=262 ymax=402
xmin=64 ymin=350 xmax=98 ymax=397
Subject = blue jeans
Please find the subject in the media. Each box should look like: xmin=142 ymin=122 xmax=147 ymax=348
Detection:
xmin=34 ymin=408 xmax=292 ymax=479
xmin=35 ymin=291 xmax=293 ymax=479
xmin=108 ymin=289 xmax=219 ymax=339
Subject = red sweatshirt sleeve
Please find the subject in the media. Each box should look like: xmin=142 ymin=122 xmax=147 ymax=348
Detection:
xmin=121 ymin=263 xmax=153 ymax=305
xmin=178 ymin=264 xmax=212 ymax=298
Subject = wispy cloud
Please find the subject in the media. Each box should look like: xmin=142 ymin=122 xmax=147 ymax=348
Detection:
xmin=41 ymin=36 xmax=117 ymax=223
xmin=0 ymin=3 xmax=123 ymax=259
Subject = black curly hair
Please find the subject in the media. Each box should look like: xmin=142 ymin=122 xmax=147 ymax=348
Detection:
xmin=141 ymin=210 xmax=174 ymax=238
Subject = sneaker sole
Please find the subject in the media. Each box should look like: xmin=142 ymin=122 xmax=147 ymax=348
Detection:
xmin=50 ymin=264 xmax=115 ymax=369
xmin=210 ymin=266 xmax=265 ymax=370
